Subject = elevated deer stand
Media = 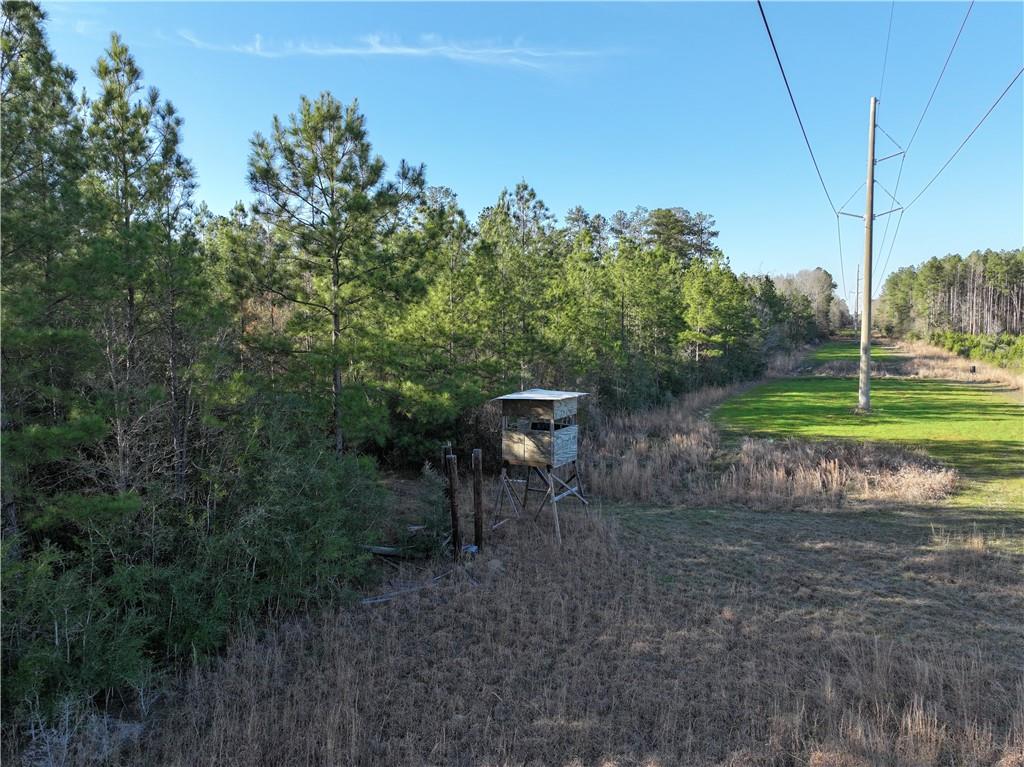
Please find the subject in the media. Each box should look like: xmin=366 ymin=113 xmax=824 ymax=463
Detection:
xmin=491 ymin=389 xmax=589 ymax=544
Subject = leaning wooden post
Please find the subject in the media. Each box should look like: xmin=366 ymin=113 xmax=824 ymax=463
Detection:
xmin=445 ymin=452 xmax=462 ymax=562
xmin=471 ymin=448 xmax=484 ymax=549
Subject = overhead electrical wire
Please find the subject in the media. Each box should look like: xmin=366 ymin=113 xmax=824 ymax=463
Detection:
xmin=873 ymin=0 xmax=976 ymax=294
xmin=756 ymin=0 xmax=837 ymax=216
xmin=755 ymin=0 xmax=1009 ymax=304
xmin=835 ymin=179 xmax=864 ymax=310
xmin=837 ymin=0 xmax=896 ymax=306
xmin=874 ymin=164 xmax=905 ymax=294
xmin=903 ymin=66 xmax=1024 ymax=212
xmin=876 ymin=62 xmax=1019 ymax=288
xmin=874 ymin=177 xmax=902 ymax=207
xmin=875 ymin=124 xmax=904 ymax=152
xmin=755 ymin=0 xmax=847 ymax=299
xmin=862 ymin=0 xmax=897 ymax=301
xmin=877 ymin=65 xmax=1023 ymax=290
xmin=835 ymin=217 xmax=849 ymax=309
xmin=906 ymin=0 xmax=976 ymax=154
xmin=838 ymin=181 xmax=866 ymax=215
xmin=878 ymin=1 xmax=896 ymax=101
xmin=876 ymin=210 xmax=906 ymax=290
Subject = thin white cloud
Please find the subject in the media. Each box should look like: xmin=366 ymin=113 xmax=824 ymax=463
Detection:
xmin=176 ymin=30 xmax=600 ymax=70
xmin=178 ymin=30 xmax=284 ymax=58
xmin=73 ymin=19 xmax=100 ymax=36
xmin=43 ymin=3 xmax=106 ymax=39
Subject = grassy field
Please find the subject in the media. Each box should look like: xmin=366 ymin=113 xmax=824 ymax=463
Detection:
xmin=809 ymin=340 xmax=897 ymax=363
xmin=143 ymin=340 xmax=1024 ymax=766
xmin=716 ymin=341 xmax=1024 ymax=511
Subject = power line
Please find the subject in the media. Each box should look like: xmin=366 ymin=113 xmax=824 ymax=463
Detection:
xmin=906 ymin=0 xmax=975 ymax=154
xmin=756 ymin=0 xmax=837 ymax=215
xmin=876 ymin=209 xmax=905 ymax=294
xmin=874 ymin=177 xmax=901 ymax=206
xmin=876 ymin=65 xmax=1023 ymax=291
xmin=878 ymin=1 xmax=896 ymax=100
xmin=838 ymin=181 xmax=866 ymax=214
xmin=835 ymin=215 xmax=848 ymax=302
xmin=876 ymin=124 xmax=903 ymax=151
xmin=873 ymin=0 xmax=975 ymax=294
xmin=877 ymin=0 xmax=974 ymax=249
xmin=873 ymin=154 xmax=906 ymax=293
xmin=904 ymin=66 xmax=1024 ymax=211
xmin=755 ymin=0 xmax=847 ymax=300
xmin=835 ymin=176 xmax=863 ymax=301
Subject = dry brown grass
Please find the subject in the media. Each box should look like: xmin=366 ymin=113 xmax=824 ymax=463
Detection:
xmin=580 ymin=391 xmax=957 ymax=511
xmin=581 ymin=384 xmax=738 ymax=505
xmin=711 ymin=438 xmax=957 ymax=510
xmin=813 ymin=359 xmax=871 ymax=378
xmin=922 ymin=526 xmax=1023 ymax=585
xmin=766 ymin=348 xmax=812 ymax=378
xmin=139 ymin=510 xmax=1023 ymax=766
xmin=895 ymin=344 xmax=1024 ymax=394
xmin=815 ymin=341 xmax=1024 ymax=394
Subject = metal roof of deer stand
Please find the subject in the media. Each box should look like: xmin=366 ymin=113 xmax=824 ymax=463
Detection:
xmin=491 ymin=389 xmax=589 ymax=544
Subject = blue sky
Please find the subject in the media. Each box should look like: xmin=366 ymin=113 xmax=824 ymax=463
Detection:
xmin=43 ymin=2 xmax=1023 ymax=299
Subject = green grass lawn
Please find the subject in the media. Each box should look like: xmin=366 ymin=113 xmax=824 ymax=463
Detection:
xmin=809 ymin=339 xmax=896 ymax=363
xmin=715 ymin=343 xmax=1023 ymax=511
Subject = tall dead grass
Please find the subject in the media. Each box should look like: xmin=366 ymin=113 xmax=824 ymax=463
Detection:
xmin=711 ymin=438 xmax=957 ymax=510
xmin=922 ymin=526 xmax=1023 ymax=586
xmin=766 ymin=347 xmax=812 ymax=378
xmin=815 ymin=340 xmax=1024 ymax=394
xmin=580 ymin=389 xmax=957 ymax=510
xmin=581 ymin=384 xmax=738 ymax=504
xmin=894 ymin=340 xmax=1024 ymax=393
xmin=140 ymin=513 xmax=1022 ymax=766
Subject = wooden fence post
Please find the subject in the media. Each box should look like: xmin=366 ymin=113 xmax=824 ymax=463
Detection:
xmin=472 ymin=448 xmax=483 ymax=549
xmin=445 ymin=452 xmax=461 ymax=562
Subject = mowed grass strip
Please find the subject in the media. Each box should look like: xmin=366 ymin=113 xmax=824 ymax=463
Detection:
xmin=810 ymin=339 xmax=897 ymax=363
xmin=713 ymin=373 xmax=1023 ymax=509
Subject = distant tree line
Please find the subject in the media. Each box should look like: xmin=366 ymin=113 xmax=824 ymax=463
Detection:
xmin=0 ymin=4 xmax=840 ymax=725
xmin=877 ymin=249 xmax=1024 ymax=337
xmin=876 ymin=249 xmax=1024 ymax=369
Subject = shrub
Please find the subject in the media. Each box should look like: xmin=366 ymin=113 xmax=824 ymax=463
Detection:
xmin=1 ymin=439 xmax=384 ymax=727
xmin=928 ymin=331 xmax=1024 ymax=371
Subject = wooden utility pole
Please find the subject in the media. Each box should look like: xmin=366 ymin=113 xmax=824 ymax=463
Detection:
xmin=858 ymin=96 xmax=877 ymax=412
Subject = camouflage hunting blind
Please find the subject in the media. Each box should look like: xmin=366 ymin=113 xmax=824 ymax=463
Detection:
xmin=495 ymin=388 xmax=586 ymax=468
xmin=491 ymin=389 xmax=589 ymax=543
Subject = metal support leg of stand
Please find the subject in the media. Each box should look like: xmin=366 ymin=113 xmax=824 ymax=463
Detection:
xmin=546 ymin=466 xmax=562 ymax=545
xmin=495 ymin=462 xmax=585 ymax=543
xmin=493 ymin=466 xmax=518 ymax=524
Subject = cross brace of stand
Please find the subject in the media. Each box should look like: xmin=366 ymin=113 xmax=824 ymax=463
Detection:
xmin=492 ymin=461 xmax=588 ymax=545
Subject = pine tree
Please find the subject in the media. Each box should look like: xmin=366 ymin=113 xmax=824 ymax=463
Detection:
xmin=544 ymin=227 xmax=616 ymax=386
xmin=85 ymin=33 xmax=192 ymax=492
xmin=247 ymin=93 xmax=424 ymax=455
xmin=681 ymin=254 xmax=758 ymax=383
xmin=477 ymin=182 xmax=557 ymax=388
xmin=1 ymin=0 xmax=91 ymax=553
